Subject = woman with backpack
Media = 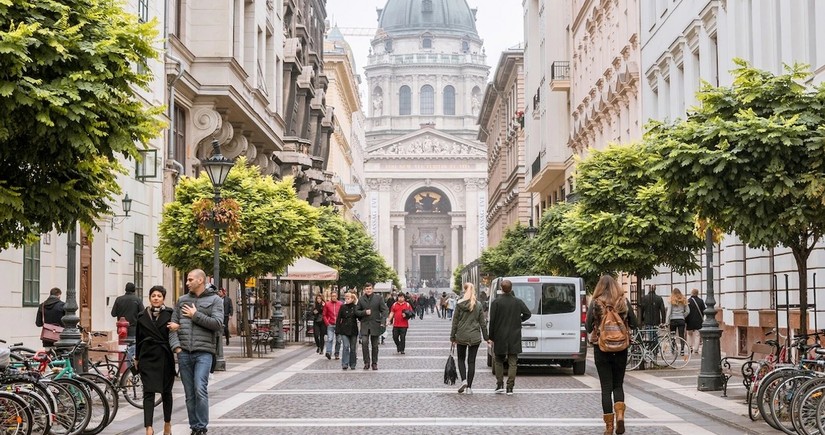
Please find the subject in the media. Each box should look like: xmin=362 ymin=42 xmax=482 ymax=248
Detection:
xmin=585 ymin=275 xmax=638 ymax=435
xmin=450 ymin=282 xmax=490 ymax=395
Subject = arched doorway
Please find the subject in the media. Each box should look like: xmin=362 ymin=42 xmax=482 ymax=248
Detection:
xmin=403 ymin=187 xmax=453 ymax=290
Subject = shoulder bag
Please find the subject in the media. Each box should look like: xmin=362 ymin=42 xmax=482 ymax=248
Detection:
xmin=40 ymin=308 xmax=64 ymax=342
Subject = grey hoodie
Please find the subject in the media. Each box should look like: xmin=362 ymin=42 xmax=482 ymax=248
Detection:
xmin=169 ymin=287 xmax=224 ymax=354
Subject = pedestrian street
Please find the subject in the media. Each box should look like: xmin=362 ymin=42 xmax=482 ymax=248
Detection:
xmin=108 ymin=313 xmax=781 ymax=434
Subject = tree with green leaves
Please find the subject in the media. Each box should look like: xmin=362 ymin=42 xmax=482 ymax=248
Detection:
xmin=480 ymin=223 xmax=536 ymax=278
xmin=0 ymin=0 xmax=164 ymax=248
xmin=560 ymin=143 xmax=704 ymax=305
xmin=453 ymin=264 xmax=464 ymax=293
xmin=158 ymin=159 xmax=320 ymax=356
xmin=312 ymin=206 xmax=348 ymax=271
xmin=647 ymin=60 xmax=825 ymax=336
xmin=337 ymin=221 xmax=397 ymax=291
xmin=531 ymin=202 xmax=600 ymax=292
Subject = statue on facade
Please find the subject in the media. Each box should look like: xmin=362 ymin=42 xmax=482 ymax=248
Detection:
xmin=373 ymin=94 xmax=383 ymax=116
xmin=471 ymin=95 xmax=481 ymax=116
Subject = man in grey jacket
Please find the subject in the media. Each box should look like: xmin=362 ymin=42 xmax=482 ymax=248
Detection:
xmin=169 ymin=269 xmax=223 ymax=435
xmin=356 ymin=283 xmax=388 ymax=370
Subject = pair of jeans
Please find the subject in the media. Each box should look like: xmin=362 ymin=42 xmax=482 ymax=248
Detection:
xmin=494 ymin=353 xmax=518 ymax=389
xmin=178 ymin=351 xmax=213 ymax=431
xmin=142 ymin=391 xmax=173 ymax=428
xmin=456 ymin=343 xmax=480 ymax=388
xmin=325 ymin=325 xmax=341 ymax=355
xmin=392 ymin=327 xmax=408 ymax=352
xmin=361 ymin=334 xmax=380 ymax=366
xmin=593 ymin=347 xmax=628 ymax=413
xmin=341 ymin=335 xmax=358 ymax=368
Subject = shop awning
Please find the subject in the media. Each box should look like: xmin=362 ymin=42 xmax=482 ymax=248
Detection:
xmin=265 ymin=257 xmax=338 ymax=281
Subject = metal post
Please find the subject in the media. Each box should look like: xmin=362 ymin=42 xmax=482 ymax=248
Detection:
xmin=813 ymin=273 xmax=817 ymax=332
xmin=213 ymin=189 xmax=226 ymax=371
xmin=785 ymin=274 xmax=792 ymax=345
xmin=56 ymin=225 xmax=86 ymax=371
xmin=270 ymin=275 xmax=285 ymax=349
xmin=698 ymin=226 xmax=723 ymax=390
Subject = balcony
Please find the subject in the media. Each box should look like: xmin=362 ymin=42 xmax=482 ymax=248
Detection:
xmin=549 ymin=61 xmax=570 ymax=92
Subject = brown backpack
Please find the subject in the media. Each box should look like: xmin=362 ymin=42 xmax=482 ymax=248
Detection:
xmin=595 ymin=301 xmax=630 ymax=352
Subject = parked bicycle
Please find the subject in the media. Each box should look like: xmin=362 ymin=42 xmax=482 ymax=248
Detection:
xmin=627 ymin=325 xmax=691 ymax=370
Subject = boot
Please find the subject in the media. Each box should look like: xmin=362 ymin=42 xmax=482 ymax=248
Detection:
xmin=603 ymin=413 xmax=614 ymax=435
xmin=614 ymin=402 xmax=626 ymax=434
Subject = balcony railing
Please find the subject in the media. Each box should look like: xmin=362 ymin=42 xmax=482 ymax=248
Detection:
xmin=368 ymin=53 xmax=487 ymax=66
xmin=550 ymin=61 xmax=570 ymax=92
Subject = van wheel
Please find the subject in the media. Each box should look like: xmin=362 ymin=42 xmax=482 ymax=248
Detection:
xmin=573 ymin=360 xmax=586 ymax=375
xmin=487 ymin=352 xmax=492 ymax=368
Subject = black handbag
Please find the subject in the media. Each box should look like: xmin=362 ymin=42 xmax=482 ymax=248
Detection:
xmin=444 ymin=343 xmax=457 ymax=385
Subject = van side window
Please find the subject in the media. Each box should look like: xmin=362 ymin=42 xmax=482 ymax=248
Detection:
xmin=541 ymin=284 xmax=576 ymax=314
xmin=512 ymin=285 xmax=539 ymax=313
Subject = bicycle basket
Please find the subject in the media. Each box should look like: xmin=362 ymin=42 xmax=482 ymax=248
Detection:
xmin=0 ymin=347 xmax=9 ymax=370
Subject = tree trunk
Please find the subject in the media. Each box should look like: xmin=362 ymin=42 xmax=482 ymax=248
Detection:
xmin=792 ymin=247 xmax=812 ymax=338
xmin=238 ymin=277 xmax=253 ymax=358
xmin=636 ymin=275 xmax=643 ymax=322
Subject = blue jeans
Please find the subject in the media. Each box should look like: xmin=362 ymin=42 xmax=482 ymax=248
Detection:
xmin=325 ymin=325 xmax=341 ymax=355
xmin=341 ymin=335 xmax=358 ymax=368
xmin=178 ymin=351 xmax=213 ymax=431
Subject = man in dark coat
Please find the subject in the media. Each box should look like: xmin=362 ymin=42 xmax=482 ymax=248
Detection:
xmin=220 ymin=288 xmax=233 ymax=345
xmin=640 ymin=285 xmax=666 ymax=327
xmin=488 ymin=279 xmax=531 ymax=395
xmin=356 ymin=283 xmax=388 ymax=370
xmin=111 ymin=282 xmax=145 ymax=339
xmin=35 ymin=287 xmax=65 ymax=347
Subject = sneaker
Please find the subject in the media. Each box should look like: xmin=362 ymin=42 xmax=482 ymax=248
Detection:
xmin=334 ymin=354 xmax=340 ymax=360
xmin=342 ymin=366 xmax=348 ymax=370
xmin=363 ymin=364 xmax=370 ymax=370
xmin=494 ymin=384 xmax=505 ymax=394
xmin=350 ymin=365 xmax=356 ymax=370
xmin=325 ymin=352 xmax=331 ymax=360
xmin=458 ymin=381 xmax=468 ymax=394
xmin=372 ymin=363 xmax=378 ymax=370
xmin=506 ymin=387 xmax=513 ymax=396
xmin=465 ymin=387 xmax=473 ymax=395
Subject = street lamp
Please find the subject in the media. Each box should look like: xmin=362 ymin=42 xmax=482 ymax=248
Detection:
xmin=525 ymin=218 xmax=539 ymax=239
xmin=201 ymin=139 xmax=234 ymax=371
xmin=270 ymin=273 xmax=285 ymax=349
xmin=698 ymin=226 xmax=723 ymax=390
xmin=110 ymin=194 xmax=133 ymax=228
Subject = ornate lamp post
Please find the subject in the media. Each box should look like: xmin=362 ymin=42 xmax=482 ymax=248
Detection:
xmin=201 ymin=139 xmax=234 ymax=371
xmin=698 ymin=226 xmax=723 ymax=390
xmin=525 ymin=218 xmax=539 ymax=240
xmin=270 ymin=273 xmax=285 ymax=349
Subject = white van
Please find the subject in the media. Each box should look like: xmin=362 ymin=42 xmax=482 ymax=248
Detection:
xmin=486 ymin=276 xmax=588 ymax=375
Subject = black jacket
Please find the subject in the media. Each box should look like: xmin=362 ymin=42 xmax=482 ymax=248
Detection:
xmin=488 ymin=292 xmax=532 ymax=355
xmin=356 ymin=293 xmax=388 ymax=336
xmin=640 ymin=292 xmax=666 ymax=326
xmin=223 ymin=296 xmax=234 ymax=318
xmin=686 ymin=295 xmax=706 ymax=330
xmin=336 ymin=302 xmax=359 ymax=337
xmin=35 ymin=296 xmax=65 ymax=327
xmin=135 ymin=307 xmax=175 ymax=393
xmin=111 ymin=292 xmax=145 ymax=337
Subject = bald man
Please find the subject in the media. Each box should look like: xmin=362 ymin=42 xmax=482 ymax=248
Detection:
xmin=168 ymin=269 xmax=223 ymax=435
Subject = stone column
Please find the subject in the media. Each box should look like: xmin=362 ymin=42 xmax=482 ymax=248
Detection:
xmin=378 ymin=179 xmax=393 ymax=264
xmin=397 ymin=225 xmax=406 ymax=284
xmin=450 ymin=225 xmax=459 ymax=273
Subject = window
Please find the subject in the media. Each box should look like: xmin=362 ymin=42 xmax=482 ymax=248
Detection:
xmin=385 ymin=39 xmax=393 ymax=53
xmin=541 ymin=284 xmax=577 ymax=314
xmin=422 ymin=37 xmax=432 ymax=49
xmin=134 ymin=234 xmax=144 ymax=299
xmin=173 ymin=105 xmax=186 ymax=163
xmin=422 ymin=0 xmax=433 ymax=12
xmin=461 ymin=41 xmax=470 ymax=53
xmin=23 ymin=243 xmax=40 ymax=307
xmin=136 ymin=148 xmax=158 ymax=180
xmin=138 ymin=0 xmax=149 ymax=23
xmin=399 ymin=86 xmax=411 ymax=115
xmin=443 ymin=85 xmax=455 ymax=115
xmin=420 ymin=85 xmax=434 ymax=115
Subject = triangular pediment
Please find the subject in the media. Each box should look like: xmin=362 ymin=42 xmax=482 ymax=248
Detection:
xmin=366 ymin=127 xmax=487 ymax=159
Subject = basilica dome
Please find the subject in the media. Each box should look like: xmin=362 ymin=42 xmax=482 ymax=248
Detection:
xmin=378 ymin=0 xmax=479 ymax=37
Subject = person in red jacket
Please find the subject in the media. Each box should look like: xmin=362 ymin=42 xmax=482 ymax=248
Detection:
xmin=322 ymin=291 xmax=343 ymax=359
xmin=388 ymin=293 xmax=413 ymax=354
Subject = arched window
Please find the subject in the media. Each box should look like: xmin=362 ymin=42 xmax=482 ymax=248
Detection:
xmin=420 ymin=85 xmax=434 ymax=115
xmin=422 ymin=37 xmax=432 ymax=49
xmin=399 ymin=85 xmax=411 ymax=115
xmin=443 ymin=86 xmax=455 ymax=115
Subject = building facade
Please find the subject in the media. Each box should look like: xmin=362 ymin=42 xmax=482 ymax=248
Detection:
xmin=363 ymin=0 xmax=489 ymax=289
xmin=641 ymin=0 xmax=825 ymax=354
xmin=479 ymin=48 xmax=531 ymax=246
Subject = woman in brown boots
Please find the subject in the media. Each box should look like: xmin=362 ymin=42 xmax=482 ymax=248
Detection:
xmin=585 ymin=275 xmax=637 ymax=434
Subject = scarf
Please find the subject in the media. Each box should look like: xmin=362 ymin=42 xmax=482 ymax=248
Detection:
xmin=150 ymin=305 xmax=166 ymax=321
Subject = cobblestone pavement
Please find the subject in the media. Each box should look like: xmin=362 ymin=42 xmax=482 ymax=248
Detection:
xmin=108 ymin=310 xmax=783 ymax=434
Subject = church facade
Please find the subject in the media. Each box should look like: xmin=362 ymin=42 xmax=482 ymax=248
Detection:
xmin=363 ymin=0 xmax=490 ymax=289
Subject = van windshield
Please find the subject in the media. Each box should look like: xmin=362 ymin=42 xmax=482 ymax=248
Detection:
xmin=507 ymin=283 xmax=577 ymax=315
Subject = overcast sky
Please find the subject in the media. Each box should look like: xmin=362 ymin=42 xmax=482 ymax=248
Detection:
xmin=325 ymin=0 xmax=524 ymax=98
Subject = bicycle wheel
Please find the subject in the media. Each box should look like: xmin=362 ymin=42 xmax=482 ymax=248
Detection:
xmin=119 ymin=370 xmax=161 ymax=409
xmin=73 ymin=376 xmax=109 ymax=435
xmin=53 ymin=378 xmax=91 ymax=435
xmin=756 ymin=367 xmax=799 ymax=431
xmin=656 ymin=337 xmax=678 ymax=367
xmin=0 ymin=391 xmax=33 ymax=435
xmin=793 ymin=380 xmax=825 ymax=435
xmin=747 ymin=362 xmax=771 ymax=421
xmin=626 ymin=341 xmax=644 ymax=371
xmin=42 ymin=379 xmax=77 ymax=435
xmin=11 ymin=389 xmax=51 ymax=435
xmin=770 ymin=374 xmax=812 ymax=434
xmin=665 ymin=336 xmax=691 ymax=369
xmin=78 ymin=373 xmax=117 ymax=426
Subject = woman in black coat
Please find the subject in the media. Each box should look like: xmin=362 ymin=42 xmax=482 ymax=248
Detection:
xmin=135 ymin=285 xmax=175 ymax=435
xmin=336 ymin=291 xmax=360 ymax=370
